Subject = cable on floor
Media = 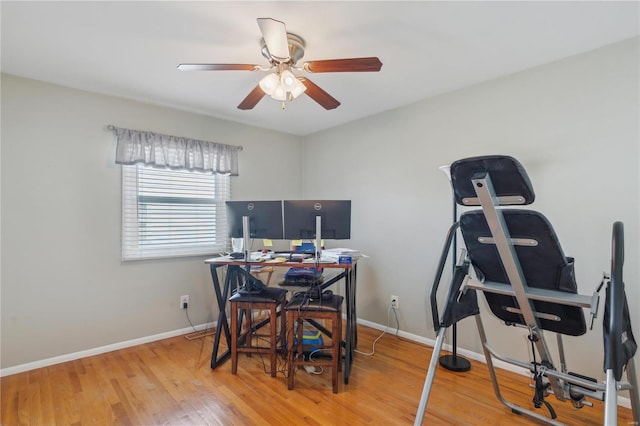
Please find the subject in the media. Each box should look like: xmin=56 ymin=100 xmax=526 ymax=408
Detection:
xmin=355 ymin=303 xmax=399 ymax=356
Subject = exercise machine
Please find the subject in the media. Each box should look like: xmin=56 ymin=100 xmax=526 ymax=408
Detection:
xmin=415 ymin=155 xmax=638 ymax=425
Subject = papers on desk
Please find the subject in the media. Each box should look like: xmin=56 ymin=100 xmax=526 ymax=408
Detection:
xmin=302 ymin=257 xmax=338 ymax=264
xmin=206 ymin=252 xmax=271 ymax=263
xmin=323 ymin=248 xmax=363 ymax=256
xmin=266 ymin=257 xmax=288 ymax=264
xmin=315 ymin=248 xmax=367 ymax=263
xmin=206 ymin=249 xmax=366 ymax=265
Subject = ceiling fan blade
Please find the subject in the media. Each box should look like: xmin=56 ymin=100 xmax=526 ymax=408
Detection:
xmin=177 ymin=63 xmax=259 ymax=71
xmin=237 ymin=85 xmax=266 ymax=110
xmin=299 ymin=77 xmax=340 ymax=110
xmin=303 ymin=57 xmax=383 ymax=73
xmin=257 ymin=18 xmax=290 ymax=62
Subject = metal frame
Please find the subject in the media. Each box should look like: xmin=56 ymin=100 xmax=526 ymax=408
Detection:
xmin=207 ymin=259 xmax=358 ymax=384
xmin=415 ymin=170 xmax=639 ymax=425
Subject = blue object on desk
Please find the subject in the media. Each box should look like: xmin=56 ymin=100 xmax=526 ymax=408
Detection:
xmin=294 ymin=242 xmax=317 ymax=253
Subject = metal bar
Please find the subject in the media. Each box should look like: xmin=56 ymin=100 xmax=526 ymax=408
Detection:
xmin=481 ymin=337 xmax=607 ymax=395
xmin=344 ymin=265 xmax=353 ymax=384
xmin=242 ymin=216 xmax=251 ymax=262
xmin=477 ymin=236 xmax=538 ymax=246
xmin=461 ymin=195 xmax=526 ymax=206
xmin=351 ymin=264 xmax=358 ymax=347
xmin=315 ymin=215 xmax=322 ymax=260
xmin=429 ymin=222 xmax=461 ymax=332
xmin=604 ymin=369 xmax=617 ymax=424
xmin=475 ymin=315 xmax=567 ymax=426
xmin=472 ymin=172 xmax=562 ymax=399
xmin=626 ymin=357 xmax=640 ymax=424
xmin=414 ymin=327 xmax=447 ymax=425
xmin=465 ymin=278 xmax=594 ymax=309
xmin=556 ymin=334 xmax=567 ymax=374
xmin=210 ymin=263 xmax=233 ymax=368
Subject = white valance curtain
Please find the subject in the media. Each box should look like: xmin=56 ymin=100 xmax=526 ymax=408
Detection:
xmin=110 ymin=125 xmax=241 ymax=176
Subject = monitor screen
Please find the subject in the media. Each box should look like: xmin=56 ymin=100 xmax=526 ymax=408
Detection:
xmin=283 ymin=200 xmax=351 ymax=240
xmin=226 ymin=201 xmax=284 ymax=239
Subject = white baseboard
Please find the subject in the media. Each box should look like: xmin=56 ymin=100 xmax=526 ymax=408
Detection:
xmin=356 ymin=317 xmax=633 ymax=410
xmin=2 ymin=317 xmax=634 ymax=411
xmin=0 ymin=322 xmax=215 ymax=377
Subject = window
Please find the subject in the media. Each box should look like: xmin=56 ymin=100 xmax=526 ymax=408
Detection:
xmin=121 ymin=164 xmax=230 ymax=260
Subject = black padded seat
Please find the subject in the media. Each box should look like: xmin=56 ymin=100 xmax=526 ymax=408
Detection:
xmin=460 ymin=209 xmax=587 ymax=336
xmin=284 ymin=293 xmax=344 ymax=312
xmin=229 ymin=286 xmax=288 ymax=304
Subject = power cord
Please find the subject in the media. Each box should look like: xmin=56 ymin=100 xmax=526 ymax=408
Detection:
xmin=305 ymin=349 xmax=325 ymax=375
xmin=355 ymin=303 xmax=400 ymax=356
xmin=185 ymin=304 xmax=198 ymax=332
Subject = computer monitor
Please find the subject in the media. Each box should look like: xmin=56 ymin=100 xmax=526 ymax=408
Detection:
xmin=283 ymin=200 xmax=351 ymax=240
xmin=226 ymin=201 xmax=284 ymax=240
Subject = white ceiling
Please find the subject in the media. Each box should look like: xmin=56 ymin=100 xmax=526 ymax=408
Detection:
xmin=2 ymin=1 xmax=638 ymax=136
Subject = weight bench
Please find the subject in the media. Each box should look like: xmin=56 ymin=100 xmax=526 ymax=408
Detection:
xmin=415 ymin=155 xmax=639 ymax=425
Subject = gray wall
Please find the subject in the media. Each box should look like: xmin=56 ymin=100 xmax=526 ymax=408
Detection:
xmin=1 ymin=75 xmax=302 ymax=369
xmin=301 ymin=37 xmax=639 ymax=387
xmin=2 ymin=37 xmax=638 ymax=395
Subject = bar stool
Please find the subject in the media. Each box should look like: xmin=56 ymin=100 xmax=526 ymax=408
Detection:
xmin=229 ymin=286 xmax=288 ymax=377
xmin=285 ymin=291 xmax=344 ymax=393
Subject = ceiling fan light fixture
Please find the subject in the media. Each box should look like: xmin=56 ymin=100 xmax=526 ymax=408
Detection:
xmin=290 ymin=78 xmax=307 ymax=99
xmin=258 ymin=73 xmax=279 ymax=95
xmin=271 ymin=85 xmax=287 ymax=101
xmin=280 ymin=69 xmax=296 ymax=91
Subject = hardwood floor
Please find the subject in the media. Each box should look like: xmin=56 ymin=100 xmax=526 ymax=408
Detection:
xmin=1 ymin=324 xmax=635 ymax=425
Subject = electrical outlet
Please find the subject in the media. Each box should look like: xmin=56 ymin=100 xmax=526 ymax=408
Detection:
xmin=390 ymin=294 xmax=399 ymax=309
xmin=180 ymin=295 xmax=190 ymax=309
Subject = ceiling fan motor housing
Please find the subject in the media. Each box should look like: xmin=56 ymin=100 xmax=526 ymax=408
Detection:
xmin=261 ymin=33 xmax=305 ymax=65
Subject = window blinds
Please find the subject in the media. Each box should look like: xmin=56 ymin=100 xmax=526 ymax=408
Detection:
xmin=121 ymin=164 xmax=231 ymax=260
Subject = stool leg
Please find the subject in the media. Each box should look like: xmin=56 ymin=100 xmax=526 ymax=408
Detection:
xmin=338 ymin=313 xmax=343 ymax=373
xmin=287 ymin=311 xmax=296 ymax=390
xmin=332 ymin=313 xmax=341 ymax=393
xmin=269 ymin=303 xmax=277 ymax=377
xmin=279 ymin=299 xmax=287 ymax=357
xmin=245 ymin=308 xmax=253 ymax=358
xmin=230 ymin=302 xmax=238 ymax=374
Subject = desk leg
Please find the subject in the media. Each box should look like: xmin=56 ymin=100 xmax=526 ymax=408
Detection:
xmin=210 ymin=264 xmax=234 ymax=369
xmin=343 ymin=266 xmax=357 ymax=384
xmin=352 ymin=264 xmax=358 ymax=346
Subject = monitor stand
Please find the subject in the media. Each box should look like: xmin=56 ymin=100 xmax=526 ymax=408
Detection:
xmin=314 ymin=215 xmax=322 ymax=266
xmin=237 ymin=216 xmax=265 ymax=295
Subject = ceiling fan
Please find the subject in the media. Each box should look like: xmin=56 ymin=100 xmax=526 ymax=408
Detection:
xmin=178 ymin=18 xmax=383 ymax=110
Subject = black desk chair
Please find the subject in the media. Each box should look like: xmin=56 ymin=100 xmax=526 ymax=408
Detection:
xmin=285 ymin=290 xmax=344 ymax=393
xmin=415 ymin=155 xmax=639 ymax=425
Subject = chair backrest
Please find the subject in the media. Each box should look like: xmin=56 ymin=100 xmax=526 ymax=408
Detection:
xmin=451 ymin=155 xmax=586 ymax=336
xmin=460 ymin=210 xmax=586 ymax=335
xmin=450 ymin=155 xmax=535 ymax=207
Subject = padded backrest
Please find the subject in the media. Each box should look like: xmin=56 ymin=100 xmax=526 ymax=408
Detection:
xmin=450 ymin=155 xmax=535 ymax=206
xmin=460 ymin=209 xmax=586 ymax=336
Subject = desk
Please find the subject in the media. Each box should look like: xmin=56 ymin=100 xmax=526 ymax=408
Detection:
xmin=204 ymin=257 xmax=358 ymax=384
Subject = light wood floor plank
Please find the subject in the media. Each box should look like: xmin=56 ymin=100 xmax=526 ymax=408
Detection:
xmin=1 ymin=325 xmax=635 ymax=425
